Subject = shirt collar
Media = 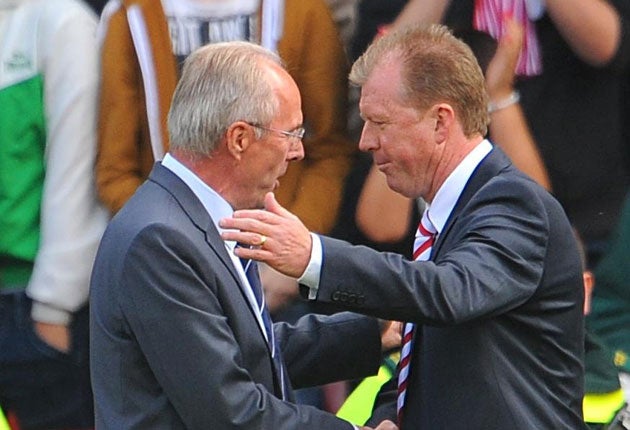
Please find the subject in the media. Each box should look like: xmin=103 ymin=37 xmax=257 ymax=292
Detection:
xmin=161 ymin=153 xmax=237 ymax=251
xmin=427 ymin=139 xmax=493 ymax=234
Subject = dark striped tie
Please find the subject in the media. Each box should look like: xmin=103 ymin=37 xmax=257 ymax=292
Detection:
xmin=241 ymin=257 xmax=287 ymax=399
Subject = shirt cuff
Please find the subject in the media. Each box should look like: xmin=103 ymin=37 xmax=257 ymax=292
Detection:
xmin=30 ymin=301 xmax=73 ymax=325
xmin=297 ymin=232 xmax=322 ymax=300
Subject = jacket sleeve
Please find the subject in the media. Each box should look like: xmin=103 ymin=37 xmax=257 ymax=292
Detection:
xmin=27 ymin=1 xmax=108 ymax=324
xmin=276 ymin=312 xmax=382 ymax=389
xmin=96 ymin=6 xmax=146 ymax=214
xmin=316 ymin=177 xmax=551 ymax=324
xmin=276 ymin=0 xmax=357 ymax=234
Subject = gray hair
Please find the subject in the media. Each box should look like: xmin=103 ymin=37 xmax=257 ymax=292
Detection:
xmin=168 ymin=41 xmax=282 ymax=156
xmin=350 ymin=24 xmax=490 ymax=138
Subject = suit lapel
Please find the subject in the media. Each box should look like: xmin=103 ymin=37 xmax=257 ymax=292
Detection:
xmin=148 ymin=164 xmax=238 ymax=277
xmin=148 ymin=163 xmax=277 ymax=360
xmin=432 ymin=147 xmax=512 ymax=258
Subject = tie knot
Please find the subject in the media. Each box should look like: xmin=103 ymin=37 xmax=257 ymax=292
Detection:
xmin=413 ymin=209 xmax=436 ymax=261
xmin=418 ymin=209 xmax=437 ymax=238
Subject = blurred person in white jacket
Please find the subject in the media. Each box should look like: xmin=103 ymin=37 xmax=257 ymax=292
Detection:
xmin=0 ymin=0 xmax=108 ymax=428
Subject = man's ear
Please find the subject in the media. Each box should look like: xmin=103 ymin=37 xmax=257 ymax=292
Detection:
xmin=432 ymin=103 xmax=455 ymax=144
xmin=225 ymin=121 xmax=254 ymax=159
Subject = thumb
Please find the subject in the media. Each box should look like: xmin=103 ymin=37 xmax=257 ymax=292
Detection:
xmin=264 ymin=192 xmax=292 ymax=218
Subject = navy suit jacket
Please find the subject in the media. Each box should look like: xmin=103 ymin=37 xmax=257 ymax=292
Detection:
xmin=90 ymin=163 xmax=382 ymax=429
xmin=314 ymin=148 xmax=587 ymax=429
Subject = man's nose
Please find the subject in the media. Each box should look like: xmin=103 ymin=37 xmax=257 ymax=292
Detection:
xmin=287 ymin=140 xmax=304 ymax=161
xmin=358 ymin=123 xmax=378 ymax=152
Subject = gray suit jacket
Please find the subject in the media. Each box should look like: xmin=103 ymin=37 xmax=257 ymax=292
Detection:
xmin=314 ymin=148 xmax=587 ymax=429
xmin=90 ymin=163 xmax=381 ymax=429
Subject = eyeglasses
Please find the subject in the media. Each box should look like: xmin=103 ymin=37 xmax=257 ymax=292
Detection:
xmin=248 ymin=123 xmax=305 ymax=145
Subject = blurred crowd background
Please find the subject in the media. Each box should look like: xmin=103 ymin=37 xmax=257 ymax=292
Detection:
xmin=1 ymin=0 xmax=629 ymax=429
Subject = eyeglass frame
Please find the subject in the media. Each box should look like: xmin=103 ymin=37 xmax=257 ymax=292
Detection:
xmin=247 ymin=122 xmax=305 ymax=144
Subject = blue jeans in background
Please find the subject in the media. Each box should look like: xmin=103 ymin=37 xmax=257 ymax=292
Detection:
xmin=0 ymin=291 xmax=93 ymax=430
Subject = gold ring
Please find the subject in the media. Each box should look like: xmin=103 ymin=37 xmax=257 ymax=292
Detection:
xmin=259 ymin=235 xmax=267 ymax=247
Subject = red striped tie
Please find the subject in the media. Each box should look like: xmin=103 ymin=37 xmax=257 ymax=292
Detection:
xmin=397 ymin=208 xmax=436 ymax=424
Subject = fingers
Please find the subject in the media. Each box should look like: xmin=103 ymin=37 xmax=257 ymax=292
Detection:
xmin=219 ymin=193 xmax=282 ymax=226
xmin=221 ymin=228 xmax=268 ymax=249
xmin=498 ymin=17 xmax=524 ymax=63
xmin=232 ymin=244 xmax=274 ymax=262
xmin=219 ymin=193 xmax=300 ymax=246
xmin=380 ymin=320 xmax=403 ymax=351
xmin=219 ymin=192 xmax=312 ymax=278
xmin=486 ymin=17 xmax=524 ymax=98
xmin=220 ymin=214 xmax=270 ymax=241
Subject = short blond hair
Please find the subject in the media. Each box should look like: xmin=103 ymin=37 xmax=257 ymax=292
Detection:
xmin=350 ymin=24 xmax=490 ymax=138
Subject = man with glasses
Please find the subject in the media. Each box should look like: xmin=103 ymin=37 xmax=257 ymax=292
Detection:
xmin=90 ymin=41 xmax=398 ymax=430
